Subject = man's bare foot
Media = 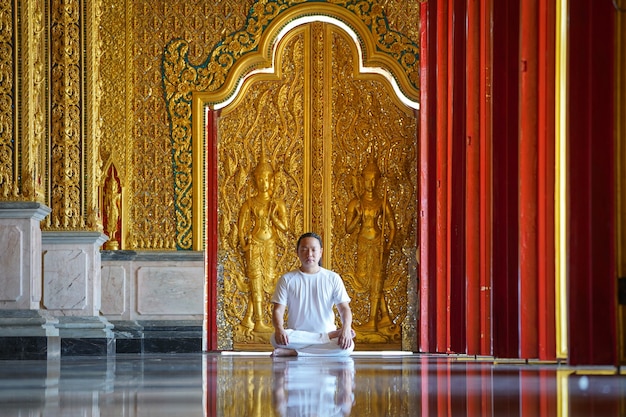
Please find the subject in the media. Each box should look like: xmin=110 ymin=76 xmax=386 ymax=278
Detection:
xmin=271 ymin=347 xmax=298 ymax=357
xmin=328 ymin=328 xmax=356 ymax=339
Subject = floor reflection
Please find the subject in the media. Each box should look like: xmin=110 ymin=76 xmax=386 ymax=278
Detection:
xmin=272 ymin=357 xmax=354 ymax=417
xmin=0 ymin=353 xmax=624 ymax=416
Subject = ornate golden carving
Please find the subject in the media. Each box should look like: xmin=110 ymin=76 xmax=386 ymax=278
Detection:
xmin=45 ymin=0 xmax=104 ymax=231
xmin=122 ymin=1 xmax=252 ymax=250
xmin=345 ymin=156 xmax=397 ymax=332
xmin=47 ymin=0 xmax=82 ymax=229
xmin=220 ymin=29 xmax=305 ymax=345
xmin=0 ymin=0 xmax=17 ymax=199
xmin=164 ymin=0 xmax=419 ymax=251
xmin=213 ymin=20 xmax=417 ymax=349
xmin=236 ymin=154 xmax=289 ymax=335
xmin=103 ymin=164 xmax=122 ymax=250
xmin=329 ymin=27 xmax=417 ymax=347
xmin=23 ymin=0 xmax=48 ymax=202
xmin=84 ymin=0 xmax=104 ymax=231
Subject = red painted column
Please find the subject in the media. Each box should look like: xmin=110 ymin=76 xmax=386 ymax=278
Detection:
xmin=479 ymin=0 xmax=493 ymax=356
xmin=447 ymin=0 xmax=467 ymax=355
xmin=465 ymin=0 xmax=481 ymax=355
xmin=518 ymin=0 xmax=539 ymax=359
xmin=420 ymin=0 xmax=438 ymax=352
xmin=491 ymin=0 xmax=519 ymax=359
xmin=567 ymin=0 xmax=617 ymax=366
xmin=536 ymin=0 xmax=556 ymax=361
xmin=205 ymin=108 xmax=219 ymax=351
xmin=436 ymin=0 xmax=449 ymax=353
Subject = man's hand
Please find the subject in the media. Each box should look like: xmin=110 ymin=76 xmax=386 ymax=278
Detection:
xmin=336 ymin=302 xmax=354 ymax=350
xmin=338 ymin=327 xmax=354 ymax=350
xmin=274 ymin=328 xmax=289 ymax=346
xmin=272 ymin=303 xmax=289 ymax=346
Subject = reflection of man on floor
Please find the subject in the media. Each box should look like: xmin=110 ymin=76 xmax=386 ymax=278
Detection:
xmin=270 ymin=232 xmax=355 ymax=357
xmin=272 ymin=357 xmax=355 ymax=417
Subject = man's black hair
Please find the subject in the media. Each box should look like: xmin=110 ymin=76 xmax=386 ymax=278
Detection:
xmin=297 ymin=232 xmax=322 ymax=249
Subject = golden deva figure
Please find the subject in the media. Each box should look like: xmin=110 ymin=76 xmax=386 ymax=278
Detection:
xmin=345 ymin=158 xmax=396 ymax=332
xmin=237 ymin=155 xmax=288 ymax=333
xmin=104 ymin=177 xmax=121 ymax=250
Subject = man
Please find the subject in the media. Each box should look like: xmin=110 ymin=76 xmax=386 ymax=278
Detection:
xmin=270 ymin=232 xmax=355 ymax=357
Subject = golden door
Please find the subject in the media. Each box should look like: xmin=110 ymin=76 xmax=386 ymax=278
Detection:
xmin=214 ymin=21 xmax=418 ymax=351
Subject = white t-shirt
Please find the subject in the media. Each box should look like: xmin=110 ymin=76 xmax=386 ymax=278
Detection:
xmin=271 ymin=267 xmax=351 ymax=333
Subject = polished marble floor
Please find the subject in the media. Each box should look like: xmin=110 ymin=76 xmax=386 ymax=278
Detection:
xmin=0 ymin=352 xmax=624 ymax=416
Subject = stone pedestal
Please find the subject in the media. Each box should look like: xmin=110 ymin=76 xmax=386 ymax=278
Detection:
xmin=42 ymin=231 xmax=114 ymax=355
xmin=42 ymin=231 xmax=108 ymax=316
xmin=56 ymin=316 xmax=115 ymax=356
xmin=0 ymin=309 xmax=60 ymax=359
xmin=0 ymin=202 xmax=51 ymax=309
xmin=101 ymin=251 xmax=204 ymax=353
xmin=0 ymin=202 xmax=60 ymax=359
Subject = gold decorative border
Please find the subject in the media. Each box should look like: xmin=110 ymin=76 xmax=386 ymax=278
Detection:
xmin=555 ymin=0 xmax=568 ymax=359
xmin=163 ymin=0 xmax=420 ymax=250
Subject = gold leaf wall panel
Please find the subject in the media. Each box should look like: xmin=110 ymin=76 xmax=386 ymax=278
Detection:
xmin=100 ymin=0 xmax=254 ymax=249
xmin=3 ymin=1 xmax=421 ymax=243
xmin=0 ymin=0 xmax=47 ymax=202
xmin=329 ymin=26 xmax=418 ymax=346
xmin=0 ymin=1 xmax=18 ymax=199
xmin=219 ymin=27 xmax=308 ymax=346
xmin=47 ymin=0 xmax=87 ymax=229
xmin=219 ymin=21 xmax=417 ymax=350
xmin=164 ymin=0 xmax=421 ymax=251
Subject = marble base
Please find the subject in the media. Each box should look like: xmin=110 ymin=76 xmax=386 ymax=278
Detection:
xmin=0 ymin=202 xmax=51 ymax=310
xmin=56 ymin=316 xmax=116 ymax=356
xmin=111 ymin=320 xmax=202 ymax=354
xmin=0 ymin=336 xmax=61 ymax=360
xmin=0 ymin=309 xmax=61 ymax=359
xmin=101 ymin=251 xmax=204 ymax=322
xmin=61 ymin=338 xmax=115 ymax=356
xmin=42 ymin=231 xmax=108 ymax=316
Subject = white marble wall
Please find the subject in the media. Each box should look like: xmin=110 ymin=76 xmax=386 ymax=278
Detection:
xmin=0 ymin=203 xmax=51 ymax=310
xmin=101 ymin=252 xmax=204 ymax=321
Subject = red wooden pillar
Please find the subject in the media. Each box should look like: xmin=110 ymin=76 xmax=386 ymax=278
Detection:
xmin=465 ymin=0 xmax=481 ymax=356
xmin=436 ymin=0 xmax=449 ymax=353
xmin=536 ymin=0 xmax=556 ymax=361
xmin=447 ymin=0 xmax=467 ymax=355
xmin=205 ymin=108 xmax=219 ymax=351
xmin=567 ymin=0 xmax=617 ymax=366
xmin=491 ymin=0 xmax=519 ymax=359
xmin=518 ymin=0 xmax=539 ymax=359
xmin=420 ymin=0 xmax=438 ymax=352
xmin=479 ymin=0 xmax=493 ymax=356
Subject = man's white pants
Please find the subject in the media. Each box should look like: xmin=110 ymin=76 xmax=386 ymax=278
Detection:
xmin=271 ymin=329 xmax=354 ymax=356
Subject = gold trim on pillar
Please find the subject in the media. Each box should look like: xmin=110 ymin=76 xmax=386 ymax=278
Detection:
xmin=555 ymin=0 xmax=568 ymax=360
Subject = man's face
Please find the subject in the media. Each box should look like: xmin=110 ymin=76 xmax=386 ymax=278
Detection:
xmin=297 ymin=237 xmax=323 ymax=268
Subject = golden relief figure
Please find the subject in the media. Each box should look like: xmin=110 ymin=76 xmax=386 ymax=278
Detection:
xmin=219 ymin=29 xmax=305 ymax=348
xmin=345 ymin=156 xmax=396 ymax=332
xmin=237 ymin=154 xmax=289 ymax=334
xmin=103 ymin=165 xmax=122 ymax=250
xmin=203 ymin=14 xmax=418 ymax=349
xmin=330 ymin=27 xmax=417 ymax=348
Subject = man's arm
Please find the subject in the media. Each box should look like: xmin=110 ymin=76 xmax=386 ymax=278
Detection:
xmin=272 ymin=302 xmax=289 ymax=345
xmin=336 ymin=302 xmax=354 ymax=350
